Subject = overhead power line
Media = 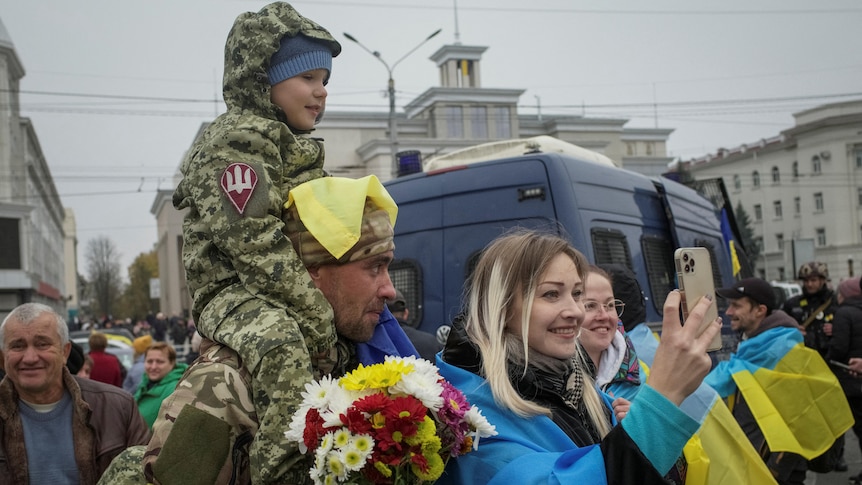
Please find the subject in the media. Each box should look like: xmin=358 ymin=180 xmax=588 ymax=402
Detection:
xmin=291 ymin=1 xmax=862 ymax=16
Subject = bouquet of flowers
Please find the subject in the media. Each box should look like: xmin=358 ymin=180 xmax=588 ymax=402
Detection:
xmin=286 ymin=355 xmax=497 ymax=484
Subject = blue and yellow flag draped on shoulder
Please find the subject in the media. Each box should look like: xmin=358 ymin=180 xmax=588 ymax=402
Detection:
xmin=704 ymin=326 xmax=852 ymax=460
xmin=628 ymin=325 xmax=777 ymax=484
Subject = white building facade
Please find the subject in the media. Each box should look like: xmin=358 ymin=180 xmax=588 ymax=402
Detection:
xmin=678 ymin=99 xmax=862 ymax=283
xmin=0 ymin=19 xmax=71 ymax=321
xmin=313 ymin=43 xmax=675 ymax=180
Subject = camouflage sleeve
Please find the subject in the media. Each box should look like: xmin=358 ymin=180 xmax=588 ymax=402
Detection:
xmin=179 ymin=119 xmax=333 ymax=338
xmin=144 ymin=342 xmax=257 ymax=485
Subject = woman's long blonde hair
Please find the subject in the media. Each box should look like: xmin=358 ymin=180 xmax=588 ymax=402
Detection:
xmin=462 ymin=229 xmax=611 ymax=437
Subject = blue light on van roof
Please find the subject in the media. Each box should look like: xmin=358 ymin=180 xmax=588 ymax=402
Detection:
xmin=518 ymin=187 xmax=545 ymax=201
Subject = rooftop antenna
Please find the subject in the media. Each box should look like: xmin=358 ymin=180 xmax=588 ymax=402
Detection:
xmin=453 ymin=0 xmax=461 ymax=44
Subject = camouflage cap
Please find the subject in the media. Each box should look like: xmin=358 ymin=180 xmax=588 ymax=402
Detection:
xmin=284 ymin=175 xmax=397 ymax=266
xmin=797 ymin=261 xmax=829 ymax=280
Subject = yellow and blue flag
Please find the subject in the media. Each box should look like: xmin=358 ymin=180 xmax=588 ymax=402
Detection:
xmin=704 ymin=326 xmax=852 ymax=460
xmin=628 ymin=325 xmax=777 ymax=484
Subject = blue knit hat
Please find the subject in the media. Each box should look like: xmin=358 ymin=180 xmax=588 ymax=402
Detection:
xmin=268 ymin=34 xmax=334 ymax=85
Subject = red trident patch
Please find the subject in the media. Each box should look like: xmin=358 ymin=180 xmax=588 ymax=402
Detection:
xmin=220 ymin=163 xmax=258 ymax=214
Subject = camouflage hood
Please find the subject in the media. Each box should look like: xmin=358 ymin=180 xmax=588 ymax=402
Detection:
xmin=222 ymin=2 xmax=341 ymax=126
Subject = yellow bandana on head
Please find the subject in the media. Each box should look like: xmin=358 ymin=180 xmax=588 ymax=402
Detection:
xmin=285 ymin=175 xmax=398 ymax=260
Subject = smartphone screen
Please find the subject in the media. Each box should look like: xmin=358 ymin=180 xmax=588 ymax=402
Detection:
xmin=674 ymin=247 xmax=722 ymax=351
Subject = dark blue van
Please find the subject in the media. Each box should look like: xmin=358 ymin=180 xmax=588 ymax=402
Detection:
xmin=384 ymin=143 xmax=737 ymax=354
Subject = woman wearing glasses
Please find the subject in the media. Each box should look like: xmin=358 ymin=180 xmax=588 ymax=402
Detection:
xmin=579 ymin=265 xmax=642 ymax=401
xmin=437 ymin=229 xmax=720 ymax=484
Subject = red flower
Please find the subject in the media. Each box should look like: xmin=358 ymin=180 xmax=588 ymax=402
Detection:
xmin=354 ymin=392 xmax=393 ymax=414
xmin=382 ymin=395 xmax=427 ymax=424
xmin=302 ymin=408 xmax=325 ymax=451
xmin=341 ymin=407 xmax=374 ymax=434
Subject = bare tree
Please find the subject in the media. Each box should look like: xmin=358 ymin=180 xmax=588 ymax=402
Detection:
xmin=85 ymin=236 xmax=123 ymax=318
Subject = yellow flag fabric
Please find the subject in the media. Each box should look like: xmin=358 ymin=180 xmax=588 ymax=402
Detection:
xmin=285 ymin=175 xmax=398 ymax=259
xmin=683 ymin=395 xmax=777 ymax=485
xmin=729 ymin=343 xmax=853 ymax=459
xmin=728 ymin=240 xmax=741 ymax=277
xmin=627 ymin=325 xmax=777 ymax=485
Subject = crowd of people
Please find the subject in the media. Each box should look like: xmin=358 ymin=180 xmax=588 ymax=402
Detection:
xmin=0 ymin=2 xmax=855 ymax=484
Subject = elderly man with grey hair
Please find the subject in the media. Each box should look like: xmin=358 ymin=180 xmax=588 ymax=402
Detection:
xmin=0 ymin=303 xmax=150 ymax=483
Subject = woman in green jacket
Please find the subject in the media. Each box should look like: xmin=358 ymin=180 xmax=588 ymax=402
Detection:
xmin=134 ymin=342 xmax=188 ymax=428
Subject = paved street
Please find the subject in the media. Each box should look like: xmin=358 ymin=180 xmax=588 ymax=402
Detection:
xmin=809 ymin=431 xmax=858 ymax=485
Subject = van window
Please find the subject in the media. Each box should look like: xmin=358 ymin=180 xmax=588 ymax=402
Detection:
xmin=641 ymin=235 xmax=675 ymax=316
xmin=389 ymin=259 xmax=424 ymax=328
xmin=591 ymin=228 xmax=633 ymax=269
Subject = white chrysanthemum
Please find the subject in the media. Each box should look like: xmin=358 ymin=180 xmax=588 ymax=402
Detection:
xmin=326 ymin=450 xmax=348 ymax=481
xmin=464 ymin=405 xmax=497 ymax=450
xmin=301 ymin=375 xmax=343 ymax=411
xmin=318 ymin=432 xmax=335 ymax=455
xmin=337 ymin=445 xmax=368 ymax=472
xmin=284 ymin=407 xmax=310 ymax=452
xmin=318 ymin=385 xmax=358 ymax=428
xmin=332 ymin=429 xmax=352 ymax=449
xmin=389 ymin=357 xmax=444 ymax=410
xmin=350 ymin=434 xmax=374 ymax=456
xmin=309 ymin=464 xmax=324 ymax=485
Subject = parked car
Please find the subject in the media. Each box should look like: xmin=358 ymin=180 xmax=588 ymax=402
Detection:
xmin=771 ymin=281 xmax=803 ymax=309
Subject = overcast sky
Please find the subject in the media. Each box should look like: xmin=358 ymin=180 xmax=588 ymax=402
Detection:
xmin=1 ymin=0 xmax=861 ymax=277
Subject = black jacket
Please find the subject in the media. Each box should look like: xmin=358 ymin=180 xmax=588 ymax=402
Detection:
xmin=782 ymin=287 xmax=836 ymax=356
xmin=828 ymin=296 xmax=862 ymax=396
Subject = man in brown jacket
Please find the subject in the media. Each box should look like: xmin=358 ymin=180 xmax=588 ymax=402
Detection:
xmin=0 ymin=303 xmax=150 ymax=483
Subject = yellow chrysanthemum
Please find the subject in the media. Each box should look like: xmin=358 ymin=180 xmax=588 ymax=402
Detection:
xmin=405 ymin=416 xmax=440 ymax=453
xmin=340 ymin=360 xmax=415 ymax=391
xmin=411 ymin=452 xmax=445 ymax=481
xmin=374 ymin=460 xmax=393 ymax=478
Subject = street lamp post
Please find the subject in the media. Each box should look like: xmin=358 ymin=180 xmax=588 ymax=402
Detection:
xmin=344 ymin=29 xmax=442 ymax=178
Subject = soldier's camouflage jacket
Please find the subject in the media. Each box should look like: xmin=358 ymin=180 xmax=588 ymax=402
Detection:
xmin=172 ymin=1 xmax=341 ymax=363
xmin=136 ymin=338 xmax=357 ymax=485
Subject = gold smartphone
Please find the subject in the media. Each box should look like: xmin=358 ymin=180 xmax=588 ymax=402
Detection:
xmin=674 ymin=247 xmax=722 ymax=351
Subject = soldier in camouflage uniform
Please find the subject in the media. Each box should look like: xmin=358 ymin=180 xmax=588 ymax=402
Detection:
xmin=170 ymin=3 xmax=342 ymax=483
xmin=782 ymin=261 xmax=837 ymax=357
xmin=99 ymin=176 xmax=417 ymax=484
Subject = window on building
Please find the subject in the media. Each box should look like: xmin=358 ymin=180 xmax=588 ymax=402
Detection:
xmin=776 ymin=233 xmax=784 ymax=251
xmin=754 ymin=204 xmax=762 ymax=221
xmin=794 ymin=196 xmax=801 ymax=215
xmin=733 ymin=174 xmax=741 ymax=191
xmin=812 ymin=155 xmax=822 ymax=174
xmin=816 ymin=228 xmax=826 ymax=246
xmin=445 ymin=106 xmax=464 ymax=138
xmin=471 ymin=106 xmax=488 ymax=139
xmin=645 ymin=143 xmax=654 ymax=156
xmin=792 ymin=161 xmax=799 ymax=179
xmin=626 ymin=143 xmax=635 ymax=156
xmin=495 ymin=107 xmax=511 ymax=139
xmin=778 ymin=267 xmax=786 ymax=280
xmin=752 ymin=171 xmax=760 ymax=188
xmin=858 ymin=188 xmax=862 ymax=207
xmin=773 ymin=200 xmax=782 ymax=219
xmin=0 ymin=218 xmax=22 ymax=269
xmin=771 ymin=166 xmax=780 ymax=183
xmin=814 ymin=192 xmax=824 ymax=212
xmin=856 ymin=148 xmax=862 ymax=169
